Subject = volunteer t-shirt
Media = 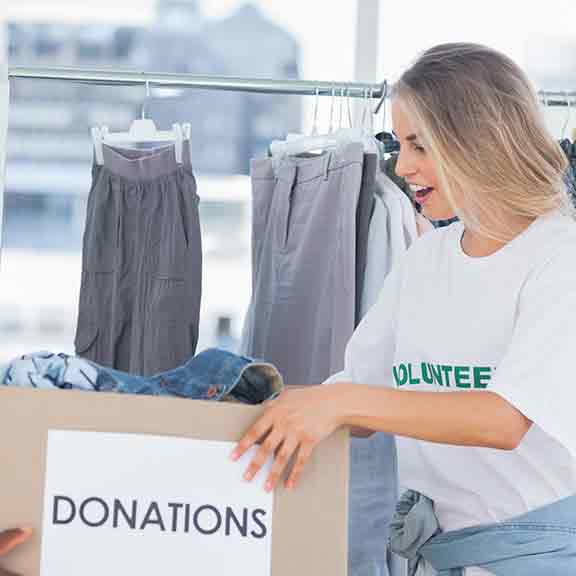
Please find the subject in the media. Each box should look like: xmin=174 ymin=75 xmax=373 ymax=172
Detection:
xmin=331 ymin=210 xmax=576 ymax=576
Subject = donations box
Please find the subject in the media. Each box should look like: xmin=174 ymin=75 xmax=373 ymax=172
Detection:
xmin=0 ymin=388 xmax=349 ymax=576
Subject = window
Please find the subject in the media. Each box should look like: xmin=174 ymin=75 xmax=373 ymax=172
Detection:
xmin=2 ymin=0 xmax=359 ymax=362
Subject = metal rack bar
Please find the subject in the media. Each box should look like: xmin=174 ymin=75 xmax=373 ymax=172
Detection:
xmin=7 ymin=66 xmax=574 ymax=106
xmin=537 ymin=91 xmax=576 ymax=109
xmin=538 ymin=90 xmax=576 ymax=99
xmin=7 ymin=66 xmax=386 ymax=98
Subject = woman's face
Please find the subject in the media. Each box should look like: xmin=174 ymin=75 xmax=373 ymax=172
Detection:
xmin=391 ymin=99 xmax=457 ymax=221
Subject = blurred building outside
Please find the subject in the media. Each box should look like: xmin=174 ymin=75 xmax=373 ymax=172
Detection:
xmin=1 ymin=1 xmax=576 ymax=363
xmin=1 ymin=0 xmax=301 ymax=362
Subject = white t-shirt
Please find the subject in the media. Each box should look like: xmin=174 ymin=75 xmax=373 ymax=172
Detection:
xmin=331 ymin=210 xmax=576 ymax=575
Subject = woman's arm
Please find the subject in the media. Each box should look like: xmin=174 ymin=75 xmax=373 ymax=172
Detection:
xmin=232 ymin=383 xmax=532 ymax=491
xmin=338 ymin=383 xmax=531 ymax=449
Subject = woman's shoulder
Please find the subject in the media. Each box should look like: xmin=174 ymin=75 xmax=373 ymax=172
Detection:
xmin=488 ymin=211 xmax=576 ymax=293
xmin=527 ymin=211 xmax=576 ymax=267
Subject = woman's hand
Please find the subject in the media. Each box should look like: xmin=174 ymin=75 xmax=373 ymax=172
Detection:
xmin=231 ymin=385 xmax=343 ymax=491
xmin=0 ymin=528 xmax=32 ymax=576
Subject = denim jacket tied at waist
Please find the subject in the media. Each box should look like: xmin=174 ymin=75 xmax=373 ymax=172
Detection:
xmin=389 ymin=489 xmax=576 ymax=575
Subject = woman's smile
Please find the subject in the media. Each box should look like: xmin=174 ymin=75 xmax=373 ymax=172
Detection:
xmin=409 ymin=184 xmax=436 ymax=206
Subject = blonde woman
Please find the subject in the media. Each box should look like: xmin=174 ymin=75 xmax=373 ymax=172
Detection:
xmin=233 ymin=43 xmax=576 ymax=574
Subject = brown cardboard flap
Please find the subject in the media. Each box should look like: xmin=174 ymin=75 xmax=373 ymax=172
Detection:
xmin=0 ymin=387 xmax=348 ymax=575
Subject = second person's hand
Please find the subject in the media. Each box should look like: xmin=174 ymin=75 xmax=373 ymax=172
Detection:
xmin=0 ymin=528 xmax=32 ymax=576
xmin=231 ymin=384 xmax=344 ymax=491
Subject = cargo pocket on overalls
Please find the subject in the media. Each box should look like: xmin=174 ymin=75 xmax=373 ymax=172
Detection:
xmin=75 ymin=320 xmax=99 ymax=357
xmin=74 ymin=270 xmax=111 ymax=361
xmin=74 ymin=288 xmax=100 ymax=358
xmin=147 ymin=277 xmax=194 ymax=373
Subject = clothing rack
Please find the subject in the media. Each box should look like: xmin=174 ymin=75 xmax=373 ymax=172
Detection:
xmin=538 ymin=90 xmax=576 ymax=108
xmin=8 ymin=66 xmax=576 ymax=112
xmin=539 ymin=90 xmax=576 ymax=97
xmin=7 ymin=66 xmax=386 ymax=100
xmin=538 ymin=90 xmax=576 ymax=107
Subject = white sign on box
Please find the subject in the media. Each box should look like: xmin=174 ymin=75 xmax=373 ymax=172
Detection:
xmin=40 ymin=430 xmax=274 ymax=576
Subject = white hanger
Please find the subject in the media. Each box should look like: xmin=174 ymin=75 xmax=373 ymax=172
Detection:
xmin=561 ymin=91 xmax=572 ymax=140
xmin=362 ymin=87 xmax=379 ymax=153
xmin=328 ymin=84 xmax=336 ymax=134
xmin=269 ymin=84 xmax=380 ymax=158
xmin=92 ymin=81 xmax=190 ymax=165
xmin=380 ymin=85 xmax=387 ymax=134
xmin=269 ymin=84 xmax=341 ymax=157
xmin=347 ymin=86 xmax=353 ymax=128
xmin=268 ymin=87 xmax=318 ymax=155
xmin=338 ymin=87 xmax=344 ymax=130
xmin=328 ymin=87 xmax=378 ymax=153
xmin=311 ymin=86 xmax=320 ymax=136
xmin=328 ymin=86 xmax=363 ymax=144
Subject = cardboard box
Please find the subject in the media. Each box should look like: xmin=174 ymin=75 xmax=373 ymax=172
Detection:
xmin=0 ymin=387 xmax=349 ymax=575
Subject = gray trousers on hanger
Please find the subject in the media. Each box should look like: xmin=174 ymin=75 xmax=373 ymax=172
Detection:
xmin=349 ymin=154 xmax=397 ymax=576
xmin=355 ymin=154 xmax=377 ymax=325
xmin=244 ymin=147 xmax=397 ymax=576
xmin=243 ymin=142 xmax=364 ymax=386
xmin=75 ymin=141 xmax=202 ymax=376
xmin=242 ymin=151 xmax=374 ymax=358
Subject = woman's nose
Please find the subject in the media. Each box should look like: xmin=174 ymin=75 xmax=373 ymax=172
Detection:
xmin=395 ymin=151 xmax=417 ymax=179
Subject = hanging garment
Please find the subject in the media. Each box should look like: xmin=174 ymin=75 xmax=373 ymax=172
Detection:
xmin=393 ymin=179 xmax=419 ymax=246
xmin=349 ymin=161 xmax=436 ymax=576
xmin=347 ymin=164 xmax=422 ymax=576
xmin=376 ymin=170 xmax=414 ymax=270
xmin=239 ymin=155 xmax=278 ymax=357
xmin=243 ymin=149 xmax=395 ymax=576
xmin=243 ymin=150 xmax=375 ymax=351
xmin=243 ymin=142 xmax=364 ymax=385
xmin=360 ymin=193 xmax=390 ymax=318
xmin=355 ymin=154 xmax=378 ymax=325
xmin=359 ymin=153 xmax=431 ymax=319
xmin=1 ymin=348 xmax=282 ymax=405
xmin=75 ymin=141 xmax=202 ymax=376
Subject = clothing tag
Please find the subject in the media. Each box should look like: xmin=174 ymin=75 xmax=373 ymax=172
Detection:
xmin=323 ymin=152 xmax=332 ymax=181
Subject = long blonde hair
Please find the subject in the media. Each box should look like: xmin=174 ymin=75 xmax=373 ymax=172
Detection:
xmin=392 ymin=43 xmax=574 ymax=241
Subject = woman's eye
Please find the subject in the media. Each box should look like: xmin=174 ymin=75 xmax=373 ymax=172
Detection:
xmin=411 ymin=143 xmax=425 ymax=153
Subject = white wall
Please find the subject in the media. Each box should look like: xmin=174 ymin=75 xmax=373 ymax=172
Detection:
xmin=542 ymin=103 xmax=576 ymax=142
xmin=0 ymin=9 xmax=8 ymax=265
xmin=353 ymin=0 xmax=380 ymax=125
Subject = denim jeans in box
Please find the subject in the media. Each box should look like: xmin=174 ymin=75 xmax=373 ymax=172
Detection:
xmin=0 ymin=348 xmax=284 ymax=405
